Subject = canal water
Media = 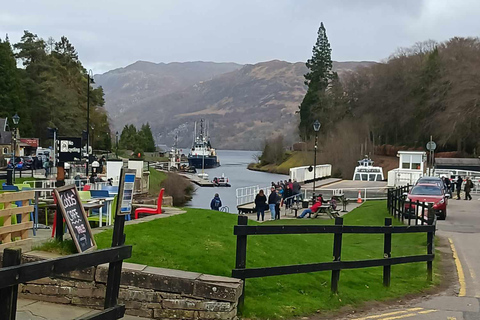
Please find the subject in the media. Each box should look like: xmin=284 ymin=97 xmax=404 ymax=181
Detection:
xmin=186 ymin=150 xmax=288 ymax=211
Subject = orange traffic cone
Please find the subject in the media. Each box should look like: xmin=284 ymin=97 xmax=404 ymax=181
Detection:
xmin=357 ymin=190 xmax=363 ymax=203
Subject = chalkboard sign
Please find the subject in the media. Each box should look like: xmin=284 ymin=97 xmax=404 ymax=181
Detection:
xmin=54 ymin=185 xmax=96 ymax=253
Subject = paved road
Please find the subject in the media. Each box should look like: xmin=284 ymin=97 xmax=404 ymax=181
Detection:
xmin=341 ymin=194 xmax=480 ymax=320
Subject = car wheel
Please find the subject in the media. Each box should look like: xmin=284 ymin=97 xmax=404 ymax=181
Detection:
xmin=438 ymin=210 xmax=446 ymax=220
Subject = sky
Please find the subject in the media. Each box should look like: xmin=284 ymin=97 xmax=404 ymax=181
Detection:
xmin=2 ymin=0 xmax=480 ymax=73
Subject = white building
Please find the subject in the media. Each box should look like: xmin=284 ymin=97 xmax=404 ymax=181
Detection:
xmin=387 ymin=151 xmax=427 ymax=187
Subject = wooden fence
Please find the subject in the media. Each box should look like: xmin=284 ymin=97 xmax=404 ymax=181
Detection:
xmin=387 ymin=184 xmax=435 ymax=225
xmin=232 ymin=194 xmax=436 ymax=311
xmin=0 ymin=191 xmax=34 ymax=250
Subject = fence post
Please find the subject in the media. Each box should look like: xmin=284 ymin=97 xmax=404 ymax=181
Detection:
xmin=104 ymin=213 xmax=126 ymax=309
xmin=331 ymin=217 xmax=343 ymax=294
xmin=427 ymin=203 xmax=434 ymax=282
xmin=383 ymin=218 xmax=392 ymax=287
xmin=415 ymin=200 xmax=419 ymax=225
xmin=407 ymin=199 xmax=412 ymax=226
xmin=0 ymin=248 xmax=22 ymax=320
xmin=234 ymin=215 xmax=248 ymax=314
xmin=55 ymin=202 xmax=63 ymax=242
xmin=421 ymin=202 xmax=425 ymax=225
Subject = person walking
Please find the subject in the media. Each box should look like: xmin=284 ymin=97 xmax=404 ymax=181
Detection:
xmin=255 ymin=190 xmax=267 ymax=221
xmin=210 ymin=193 xmax=222 ymax=210
xmin=292 ymin=179 xmax=302 ymax=202
xmin=456 ymin=176 xmax=463 ymax=200
xmin=464 ymin=177 xmax=474 ymax=201
xmin=43 ymin=158 xmax=50 ymax=178
xmin=283 ymin=184 xmax=293 ymax=209
xmin=268 ymin=187 xmax=277 ymax=220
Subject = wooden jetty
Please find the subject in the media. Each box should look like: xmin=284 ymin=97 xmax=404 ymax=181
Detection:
xmin=178 ymin=173 xmax=214 ymax=187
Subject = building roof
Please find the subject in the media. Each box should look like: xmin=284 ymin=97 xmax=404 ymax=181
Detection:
xmin=397 ymin=151 xmax=426 ymax=155
xmin=0 ymin=118 xmax=7 ymax=132
xmin=435 ymin=158 xmax=480 ymax=167
xmin=0 ymin=131 xmax=12 ymax=145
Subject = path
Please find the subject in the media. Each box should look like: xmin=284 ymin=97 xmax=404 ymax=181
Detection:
xmin=338 ymin=194 xmax=480 ymax=320
xmin=16 ymin=299 xmax=148 ymax=320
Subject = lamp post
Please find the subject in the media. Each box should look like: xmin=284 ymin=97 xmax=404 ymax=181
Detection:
xmin=86 ymin=69 xmax=94 ymax=176
xmin=312 ymin=120 xmax=321 ymax=199
xmin=115 ymin=131 xmax=119 ymax=158
xmin=12 ymin=113 xmax=20 ymax=183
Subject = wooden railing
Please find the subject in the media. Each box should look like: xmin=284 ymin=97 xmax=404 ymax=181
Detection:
xmin=232 ymin=205 xmax=436 ymax=312
xmin=0 ymin=191 xmax=34 ymax=250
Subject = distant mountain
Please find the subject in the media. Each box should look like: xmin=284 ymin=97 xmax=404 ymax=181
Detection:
xmin=97 ymin=60 xmax=376 ymax=150
xmin=95 ymin=61 xmax=242 ymax=118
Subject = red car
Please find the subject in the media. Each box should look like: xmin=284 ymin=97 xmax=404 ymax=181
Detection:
xmin=404 ymin=183 xmax=449 ymax=220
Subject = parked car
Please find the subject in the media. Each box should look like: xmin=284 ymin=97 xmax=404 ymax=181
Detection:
xmin=7 ymin=157 xmax=24 ymax=170
xmin=404 ymin=183 xmax=449 ymax=220
xmin=22 ymin=156 xmax=34 ymax=170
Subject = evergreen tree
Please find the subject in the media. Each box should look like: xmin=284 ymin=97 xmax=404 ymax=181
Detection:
xmin=139 ymin=123 xmax=156 ymax=152
xmin=298 ymin=22 xmax=333 ymax=140
xmin=0 ymin=37 xmax=31 ymax=134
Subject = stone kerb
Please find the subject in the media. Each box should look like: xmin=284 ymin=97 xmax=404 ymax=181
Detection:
xmin=1 ymin=251 xmax=242 ymax=319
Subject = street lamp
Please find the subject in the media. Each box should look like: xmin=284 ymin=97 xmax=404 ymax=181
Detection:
xmin=86 ymin=69 xmax=94 ymax=176
xmin=312 ymin=120 xmax=321 ymax=199
xmin=115 ymin=131 xmax=119 ymax=158
xmin=12 ymin=113 xmax=20 ymax=183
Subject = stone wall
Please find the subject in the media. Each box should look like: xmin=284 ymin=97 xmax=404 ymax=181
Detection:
xmin=4 ymin=251 xmax=242 ymax=319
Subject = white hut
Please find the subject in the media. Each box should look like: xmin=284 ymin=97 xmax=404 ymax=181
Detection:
xmin=387 ymin=151 xmax=427 ymax=187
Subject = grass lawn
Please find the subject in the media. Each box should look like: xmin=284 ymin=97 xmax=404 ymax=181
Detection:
xmin=0 ymin=177 xmax=38 ymax=186
xmin=95 ymin=201 xmax=439 ymax=319
xmin=149 ymin=168 xmax=167 ymax=196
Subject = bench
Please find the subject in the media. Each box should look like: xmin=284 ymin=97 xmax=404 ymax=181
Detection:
xmin=311 ymin=203 xmax=340 ymax=219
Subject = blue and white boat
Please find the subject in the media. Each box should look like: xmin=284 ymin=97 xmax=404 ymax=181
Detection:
xmin=188 ymin=119 xmax=220 ymax=169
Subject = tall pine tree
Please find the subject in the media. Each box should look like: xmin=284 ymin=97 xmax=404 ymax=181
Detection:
xmin=298 ymin=22 xmax=333 ymax=140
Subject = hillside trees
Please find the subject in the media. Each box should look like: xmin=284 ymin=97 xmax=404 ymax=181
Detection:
xmin=343 ymin=37 xmax=480 ymax=154
xmin=0 ymin=31 xmax=111 ymax=150
xmin=119 ymin=123 xmax=156 ymax=154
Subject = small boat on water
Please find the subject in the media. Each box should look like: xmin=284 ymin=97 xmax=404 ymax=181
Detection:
xmin=198 ymin=172 xmax=209 ymax=180
xmin=353 ymin=156 xmax=384 ymax=181
xmin=213 ymin=174 xmax=231 ymax=187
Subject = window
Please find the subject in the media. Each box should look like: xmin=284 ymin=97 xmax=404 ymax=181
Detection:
xmin=369 ymin=174 xmax=375 ymax=181
xmin=412 ymin=155 xmax=422 ymax=170
xmin=402 ymin=155 xmax=411 ymax=169
xmin=354 ymin=174 xmax=360 ymax=180
xmin=2 ymin=147 xmax=8 ymax=154
xmin=361 ymin=174 xmax=368 ymax=181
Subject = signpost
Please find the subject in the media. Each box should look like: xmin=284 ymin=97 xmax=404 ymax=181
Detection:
xmin=116 ymin=168 xmax=136 ymax=216
xmin=54 ymin=185 xmax=96 ymax=253
xmin=57 ymin=137 xmax=82 ymax=162
xmin=426 ymin=137 xmax=436 ymax=176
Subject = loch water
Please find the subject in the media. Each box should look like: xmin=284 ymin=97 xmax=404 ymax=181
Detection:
xmin=186 ymin=150 xmax=288 ymax=212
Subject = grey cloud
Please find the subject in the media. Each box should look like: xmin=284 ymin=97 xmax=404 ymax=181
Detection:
xmin=1 ymin=0 xmax=480 ymax=73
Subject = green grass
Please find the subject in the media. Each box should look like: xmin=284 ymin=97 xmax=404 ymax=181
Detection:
xmin=0 ymin=177 xmax=38 ymax=186
xmin=95 ymin=201 xmax=439 ymax=319
xmin=149 ymin=168 xmax=167 ymax=196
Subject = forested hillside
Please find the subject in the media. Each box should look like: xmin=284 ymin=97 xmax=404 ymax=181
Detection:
xmin=302 ymin=37 xmax=480 ymax=155
xmin=0 ymin=32 xmax=109 ymax=149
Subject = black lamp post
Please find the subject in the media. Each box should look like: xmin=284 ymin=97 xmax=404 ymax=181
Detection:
xmin=115 ymin=131 xmax=119 ymax=158
xmin=12 ymin=113 xmax=20 ymax=183
xmin=312 ymin=119 xmax=321 ymax=199
xmin=86 ymin=69 xmax=94 ymax=176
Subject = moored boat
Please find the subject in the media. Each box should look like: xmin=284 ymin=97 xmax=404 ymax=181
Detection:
xmin=353 ymin=156 xmax=384 ymax=181
xmin=188 ymin=119 xmax=220 ymax=169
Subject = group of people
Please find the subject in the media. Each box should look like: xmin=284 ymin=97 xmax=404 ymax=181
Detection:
xmin=443 ymin=175 xmax=475 ymax=200
xmin=252 ymin=179 xmax=303 ymax=221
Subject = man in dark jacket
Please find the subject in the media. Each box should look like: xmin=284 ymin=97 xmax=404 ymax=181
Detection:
xmin=268 ymin=187 xmax=277 ymax=220
xmin=283 ymin=184 xmax=293 ymax=209
xmin=210 ymin=193 xmax=222 ymax=211
xmin=464 ymin=177 xmax=474 ymax=201
xmin=456 ymin=176 xmax=463 ymax=200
